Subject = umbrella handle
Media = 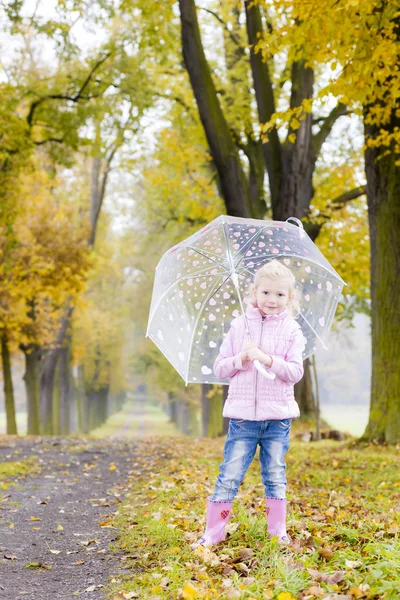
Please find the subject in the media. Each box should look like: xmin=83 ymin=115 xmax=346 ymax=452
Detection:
xmin=254 ymin=360 xmax=276 ymax=380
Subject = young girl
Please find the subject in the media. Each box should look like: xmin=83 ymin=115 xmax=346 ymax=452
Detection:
xmin=193 ymin=259 xmax=305 ymax=548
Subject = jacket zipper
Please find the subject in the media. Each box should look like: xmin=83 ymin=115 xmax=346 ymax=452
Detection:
xmin=254 ymin=316 xmax=266 ymax=420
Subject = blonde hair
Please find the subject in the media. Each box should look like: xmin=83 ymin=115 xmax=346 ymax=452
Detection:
xmin=250 ymin=259 xmax=300 ymax=318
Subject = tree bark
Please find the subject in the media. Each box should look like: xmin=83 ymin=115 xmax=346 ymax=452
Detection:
xmin=1 ymin=334 xmax=18 ymax=435
xmin=22 ymin=345 xmax=41 ymax=435
xmin=179 ymin=0 xmax=252 ymax=218
xmin=39 ymin=305 xmax=73 ymax=435
xmin=59 ymin=339 xmax=72 ymax=435
xmin=201 ymin=383 xmax=212 ymax=436
xmin=294 ymin=359 xmax=315 ymax=416
xmin=362 ymin=118 xmax=400 ymax=443
xmin=168 ymin=391 xmax=178 ymax=424
xmin=245 ymin=0 xmax=282 ymax=206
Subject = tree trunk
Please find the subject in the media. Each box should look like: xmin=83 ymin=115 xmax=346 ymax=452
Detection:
xmin=1 ymin=334 xmax=17 ymax=435
xmin=179 ymin=0 xmax=252 ymax=218
xmin=53 ymin=362 xmax=61 ymax=435
xmin=22 ymin=345 xmax=41 ymax=435
xmin=168 ymin=391 xmax=178 ymax=424
xmin=39 ymin=305 xmax=73 ymax=435
xmin=75 ymin=364 xmax=86 ymax=433
xmin=362 ymin=118 xmax=400 ymax=444
xmin=201 ymin=383 xmax=211 ymax=436
xmin=294 ymin=359 xmax=315 ymax=416
xmin=59 ymin=338 xmax=72 ymax=435
xmin=245 ymin=0 xmax=282 ymax=206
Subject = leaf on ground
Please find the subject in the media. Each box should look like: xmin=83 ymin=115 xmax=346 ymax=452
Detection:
xmin=85 ymin=584 xmax=104 ymax=592
xmin=180 ymin=582 xmax=203 ymax=599
xmin=345 ymin=559 xmax=362 ymax=568
xmin=57 ymin=524 xmax=64 ymax=531
xmin=307 ymin=568 xmax=345 ymax=583
xmin=4 ymin=553 xmax=17 ymax=560
xmin=234 ymin=562 xmax=250 ymax=575
xmin=317 ymin=545 xmax=334 ymax=559
xmin=30 ymin=516 xmax=41 ymax=521
xmin=277 ymin=593 xmax=297 ymax=600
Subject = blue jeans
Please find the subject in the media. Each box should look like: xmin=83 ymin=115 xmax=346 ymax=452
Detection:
xmin=211 ymin=418 xmax=291 ymax=502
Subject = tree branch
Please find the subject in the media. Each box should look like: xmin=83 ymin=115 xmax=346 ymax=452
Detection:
xmin=305 ymin=185 xmax=366 ymax=240
xmin=198 ymin=7 xmax=243 ymax=48
xmin=26 ymin=53 xmax=111 ymax=127
xmin=312 ymin=103 xmax=348 ymax=156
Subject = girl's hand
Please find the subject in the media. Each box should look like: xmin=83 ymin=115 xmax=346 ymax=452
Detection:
xmin=248 ymin=346 xmax=273 ymax=367
xmin=242 ymin=340 xmax=257 ymax=362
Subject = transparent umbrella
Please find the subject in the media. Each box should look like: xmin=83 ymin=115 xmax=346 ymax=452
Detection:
xmin=146 ymin=215 xmax=345 ymax=385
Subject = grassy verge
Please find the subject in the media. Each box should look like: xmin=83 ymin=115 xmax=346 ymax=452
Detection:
xmin=109 ymin=430 xmax=400 ymax=600
xmin=0 ymin=458 xmax=38 ymax=491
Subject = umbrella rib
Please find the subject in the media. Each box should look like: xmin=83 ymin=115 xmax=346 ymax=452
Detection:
xmin=187 ymin=246 xmax=226 ymax=264
xmin=185 ymin=274 xmax=230 ymax=383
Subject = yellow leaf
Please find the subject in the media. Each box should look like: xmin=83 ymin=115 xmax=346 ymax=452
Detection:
xmin=30 ymin=516 xmax=41 ymax=521
xmin=277 ymin=593 xmax=297 ymax=600
xmin=182 ymin=582 xmax=202 ymax=599
xmin=57 ymin=524 xmax=64 ymax=531
xmin=109 ymin=465 xmax=117 ymax=471
xmin=9 ymin=523 xmax=14 ymax=529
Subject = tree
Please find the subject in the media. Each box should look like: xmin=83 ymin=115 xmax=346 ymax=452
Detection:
xmin=177 ymin=0 xmax=364 ymax=416
xmin=0 ymin=164 xmax=91 ymax=435
xmin=259 ymin=0 xmax=400 ymax=442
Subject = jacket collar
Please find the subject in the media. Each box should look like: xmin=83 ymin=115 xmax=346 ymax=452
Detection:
xmin=245 ymin=304 xmax=288 ymax=321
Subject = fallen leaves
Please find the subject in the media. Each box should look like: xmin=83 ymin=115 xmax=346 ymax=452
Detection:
xmin=306 ymin=568 xmax=345 ymax=584
xmin=317 ymin=545 xmax=335 ymax=560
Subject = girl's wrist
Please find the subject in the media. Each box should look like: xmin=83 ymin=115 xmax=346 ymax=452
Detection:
xmin=262 ymin=353 xmax=273 ymax=367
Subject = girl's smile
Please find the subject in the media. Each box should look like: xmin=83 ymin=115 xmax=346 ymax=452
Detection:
xmin=252 ymin=276 xmax=291 ymax=316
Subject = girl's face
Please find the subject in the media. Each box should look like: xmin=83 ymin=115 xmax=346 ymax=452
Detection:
xmin=252 ymin=276 xmax=291 ymax=316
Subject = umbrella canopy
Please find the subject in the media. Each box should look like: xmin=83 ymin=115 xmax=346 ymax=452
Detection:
xmin=146 ymin=215 xmax=345 ymax=385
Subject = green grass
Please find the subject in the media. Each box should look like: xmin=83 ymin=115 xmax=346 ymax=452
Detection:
xmin=108 ymin=430 xmax=400 ymax=600
xmin=90 ymin=402 xmax=181 ymax=439
xmin=0 ymin=458 xmax=38 ymax=491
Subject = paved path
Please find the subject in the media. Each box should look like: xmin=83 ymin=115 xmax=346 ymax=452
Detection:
xmin=0 ymin=434 xmax=152 ymax=600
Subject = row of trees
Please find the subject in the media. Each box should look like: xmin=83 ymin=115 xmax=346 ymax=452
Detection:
xmin=0 ymin=2 xmax=153 ymax=435
xmin=1 ymin=0 xmax=398 ymax=443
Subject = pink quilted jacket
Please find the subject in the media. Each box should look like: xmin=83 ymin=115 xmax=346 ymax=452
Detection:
xmin=214 ymin=305 xmax=305 ymax=421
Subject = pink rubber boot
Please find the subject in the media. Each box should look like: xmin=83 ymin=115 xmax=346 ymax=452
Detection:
xmin=192 ymin=499 xmax=233 ymax=549
xmin=266 ymin=497 xmax=289 ymax=543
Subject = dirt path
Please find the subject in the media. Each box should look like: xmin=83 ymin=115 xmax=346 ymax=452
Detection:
xmin=0 ymin=434 xmax=153 ymax=600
